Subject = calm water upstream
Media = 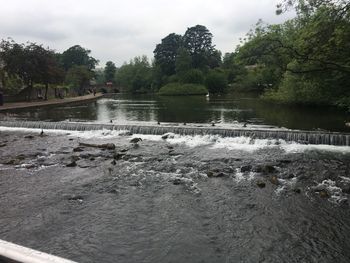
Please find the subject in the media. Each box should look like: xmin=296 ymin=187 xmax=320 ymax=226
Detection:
xmin=2 ymin=93 xmax=350 ymax=132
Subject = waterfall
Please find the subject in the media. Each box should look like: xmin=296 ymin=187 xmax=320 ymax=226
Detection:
xmin=1 ymin=120 xmax=349 ymax=146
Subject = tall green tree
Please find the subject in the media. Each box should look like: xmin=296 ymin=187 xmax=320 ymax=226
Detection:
xmin=236 ymin=0 xmax=350 ymax=107
xmin=154 ymin=33 xmax=182 ymax=76
xmin=0 ymin=40 xmax=64 ymax=100
xmin=61 ymin=45 xmax=98 ymax=71
xmin=65 ymin=65 xmax=93 ymax=95
xmin=183 ymin=25 xmax=216 ymax=69
xmin=104 ymin=61 xmax=117 ymax=83
xmin=175 ymin=47 xmax=192 ymax=77
xmin=115 ymin=56 xmax=152 ymax=93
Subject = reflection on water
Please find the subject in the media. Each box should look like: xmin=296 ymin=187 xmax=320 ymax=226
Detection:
xmin=1 ymin=93 xmax=350 ymax=132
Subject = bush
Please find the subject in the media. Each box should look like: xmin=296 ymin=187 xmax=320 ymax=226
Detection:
xmin=262 ymin=72 xmax=328 ymax=105
xmin=205 ymin=71 xmax=227 ymax=93
xmin=180 ymin=69 xmax=204 ymax=84
xmin=158 ymin=82 xmax=208 ymax=96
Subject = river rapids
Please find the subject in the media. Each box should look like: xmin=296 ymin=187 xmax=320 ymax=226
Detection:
xmin=0 ymin=127 xmax=350 ymax=262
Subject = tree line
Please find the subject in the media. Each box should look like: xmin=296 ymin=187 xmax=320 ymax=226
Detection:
xmin=0 ymin=41 xmax=114 ymax=100
xmin=1 ymin=0 xmax=349 ymax=110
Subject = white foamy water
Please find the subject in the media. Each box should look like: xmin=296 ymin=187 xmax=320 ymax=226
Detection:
xmin=1 ymin=126 xmax=350 ymax=153
xmin=313 ymin=179 xmax=348 ymax=204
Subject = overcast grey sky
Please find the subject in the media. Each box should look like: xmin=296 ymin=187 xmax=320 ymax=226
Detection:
xmin=0 ymin=0 xmax=294 ymax=67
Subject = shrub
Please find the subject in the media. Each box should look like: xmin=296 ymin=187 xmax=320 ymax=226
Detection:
xmin=262 ymin=72 xmax=328 ymax=105
xmin=158 ymin=82 xmax=208 ymax=96
xmin=180 ymin=69 xmax=204 ymax=84
xmin=205 ymin=71 xmax=227 ymax=93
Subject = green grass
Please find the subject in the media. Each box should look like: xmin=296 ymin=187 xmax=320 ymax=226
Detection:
xmin=158 ymin=83 xmax=208 ymax=96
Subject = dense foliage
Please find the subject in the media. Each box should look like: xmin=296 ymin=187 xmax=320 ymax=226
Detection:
xmin=115 ymin=56 xmax=152 ymax=93
xmin=205 ymin=70 xmax=227 ymax=93
xmin=152 ymin=25 xmax=224 ymax=95
xmin=158 ymin=83 xmax=208 ymax=96
xmin=234 ymin=0 xmax=350 ymax=109
xmin=0 ymin=40 xmax=102 ymax=100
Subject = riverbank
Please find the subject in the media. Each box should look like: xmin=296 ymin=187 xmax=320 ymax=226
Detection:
xmin=0 ymin=93 xmax=104 ymax=111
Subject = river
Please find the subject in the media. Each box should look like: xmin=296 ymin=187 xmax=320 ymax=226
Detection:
xmin=0 ymin=93 xmax=350 ymax=262
xmin=1 ymin=93 xmax=350 ymax=132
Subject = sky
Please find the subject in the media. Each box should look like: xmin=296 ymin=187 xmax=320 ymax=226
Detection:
xmin=0 ymin=0 xmax=294 ymax=67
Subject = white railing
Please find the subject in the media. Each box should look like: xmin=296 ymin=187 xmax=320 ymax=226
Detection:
xmin=0 ymin=239 xmax=77 ymax=263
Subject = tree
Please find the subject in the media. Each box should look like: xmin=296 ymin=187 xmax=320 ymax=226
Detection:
xmin=115 ymin=56 xmax=152 ymax=93
xmin=205 ymin=70 xmax=227 ymax=93
xmin=40 ymin=50 xmax=65 ymax=99
xmin=61 ymin=45 xmax=98 ymax=71
xmin=183 ymin=25 xmax=216 ymax=69
xmin=65 ymin=65 xmax=93 ymax=95
xmin=104 ymin=61 xmax=117 ymax=83
xmin=180 ymin=69 xmax=204 ymax=84
xmin=0 ymin=40 xmax=65 ymax=100
xmin=154 ymin=33 xmax=182 ymax=76
xmin=175 ymin=47 xmax=192 ymax=76
xmin=236 ymin=1 xmax=350 ymax=107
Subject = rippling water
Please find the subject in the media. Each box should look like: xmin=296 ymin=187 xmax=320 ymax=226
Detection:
xmin=1 ymin=93 xmax=350 ymax=132
xmin=0 ymin=128 xmax=350 ymax=262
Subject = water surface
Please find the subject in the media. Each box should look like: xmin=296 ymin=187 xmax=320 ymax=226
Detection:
xmin=2 ymin=93 xmax=350 ymax=132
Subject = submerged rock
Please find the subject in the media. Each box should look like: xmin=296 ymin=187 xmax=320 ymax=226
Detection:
xmin=5 ymin=159 xmax=21 ymax=165
xmin=207 ymin=171 xmax=228 ymax=178
xmin=130 ymin=138 xmax=142 ymax=144
xmin=73 ymin=147 xmax=85 ymax=152
xmin=293 ymin=188 xmax=301 ymax=194
xmin=161 ymin=133 xmax=175 ymax=140
xmin=66 ymin=161 xmax=77 ymax=167
xmin=319 ymin=190 xmax=330 ymax=198
xmin=269 ymin=175 xmax=279 ymax=185
xmin=256 ymin=181 xmax=266 ymax=188
xmin=0 ymin=143 xmax=6 ymax=147
xmin=113 ymin=153 xmax=126 ymax=160
xmin=240 ymin=165 xmax=252 ymax=173
xmin=254 ymin=164 xmax=277 ymax=174
xmin=67 ymin=195 xmax=84 ymax=203
xmin=79 ymin=142 xmax=116 ymax=150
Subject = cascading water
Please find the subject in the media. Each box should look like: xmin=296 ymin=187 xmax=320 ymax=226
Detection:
xmin=1 ymin=120 xmax=350 ymax=146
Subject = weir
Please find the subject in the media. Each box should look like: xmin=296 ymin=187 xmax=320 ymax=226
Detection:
xmin=1 ymin=120 xmax=350 ymax=146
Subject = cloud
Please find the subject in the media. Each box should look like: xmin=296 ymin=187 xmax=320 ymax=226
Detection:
xmin=0 ymin=0 xmax=294 ymax=66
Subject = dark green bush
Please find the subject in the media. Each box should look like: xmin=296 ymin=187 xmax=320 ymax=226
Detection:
xmin=158 ymin=82 xmax=208 ymax=96
xmin=180 ymin=69 xmax=204 ymax=84
xmin=205 ymin=71 xmax=227 ymax=93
